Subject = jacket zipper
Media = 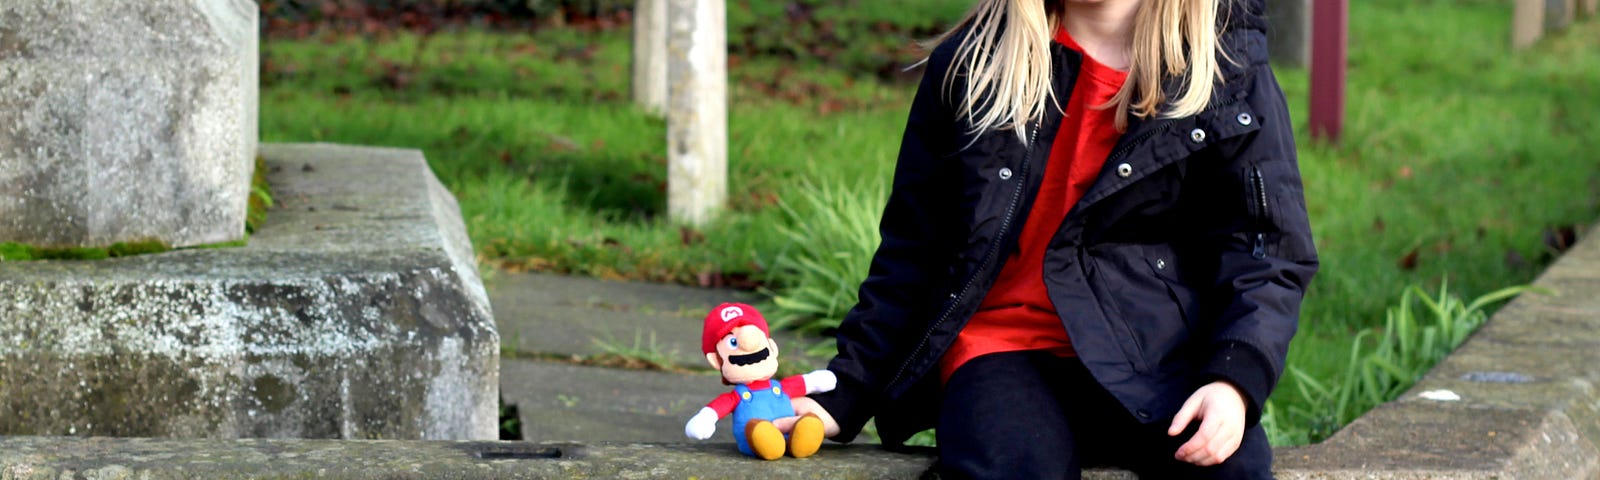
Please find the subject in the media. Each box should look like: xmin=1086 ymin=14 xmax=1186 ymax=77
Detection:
xmin=1249 ymin=164 xmax=1268 ymax=259
xmin=885 ymin=119 xmax=1041 ymax=390
xmin=1102 ymin=121 xmax=1174 ymax=170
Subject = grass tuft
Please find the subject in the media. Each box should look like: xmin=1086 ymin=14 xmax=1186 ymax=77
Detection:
xmin=1264 ymin=282 xmax=1531 ymax=445
xmin=247 ymin=156 xmax=275 ymax=235
xmin=764 ymin=177 xmax=888 ymax=338
xmin=590 ymin=331 xmax=687 ymax=372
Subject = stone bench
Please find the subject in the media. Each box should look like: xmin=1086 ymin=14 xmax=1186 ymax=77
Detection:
xmin=5 ymin=222 xmax=1599 ymax=478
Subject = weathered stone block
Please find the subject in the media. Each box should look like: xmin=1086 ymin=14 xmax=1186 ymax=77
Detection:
xmin=1514 ymin=0 xmax=1547 ymax=50
xmin=0 ymin=0 xmax=259 ymax=248
xmin=0 ymin=144 xmax=498 ymax=440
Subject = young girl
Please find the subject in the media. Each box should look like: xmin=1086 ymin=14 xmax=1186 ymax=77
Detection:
xmin=773 ymin=0 xmax=1317 ymax=477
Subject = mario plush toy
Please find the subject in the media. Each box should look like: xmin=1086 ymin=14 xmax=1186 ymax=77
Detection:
xmin=684 ymin=303 xmax=836 ymax=460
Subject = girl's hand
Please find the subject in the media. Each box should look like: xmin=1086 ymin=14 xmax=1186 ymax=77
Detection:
xmin=774 ymin=396 xmax=841 ymax=437
xmin=1168 ymin=381 xmax=1247 ymax=466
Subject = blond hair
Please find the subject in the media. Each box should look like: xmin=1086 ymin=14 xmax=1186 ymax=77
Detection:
xmin=929 ymin=0 xmax=1230 ymax=138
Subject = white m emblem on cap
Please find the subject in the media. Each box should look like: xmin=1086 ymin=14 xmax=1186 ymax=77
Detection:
xmin=720 ymin=306 xmax=744 ymax=322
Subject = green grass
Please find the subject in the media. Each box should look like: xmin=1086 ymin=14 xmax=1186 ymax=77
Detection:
xmin=1271 ymin=2 xmax=1600 ymax=443
xmin=260 ymin=0 xmax=1600 ymax=445
xmin=0 ymin=239 xmax=172 ymax=261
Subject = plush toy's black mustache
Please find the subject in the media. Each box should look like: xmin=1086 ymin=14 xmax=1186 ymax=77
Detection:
xmin=728 ymin=347 xmax=770 ymax=366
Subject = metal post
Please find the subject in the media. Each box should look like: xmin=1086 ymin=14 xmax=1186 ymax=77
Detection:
xmin=1309 ymin=0 xmax=1347 ymax=143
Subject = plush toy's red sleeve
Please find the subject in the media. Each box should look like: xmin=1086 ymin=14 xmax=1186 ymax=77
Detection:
xmin=780 ymin=376 xmax=808 ymax=399
xmin=707 ymin=391 xmax=739 ymax=417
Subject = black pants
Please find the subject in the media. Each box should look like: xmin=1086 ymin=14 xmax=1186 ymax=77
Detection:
xmin=934 ymin=351 xmax=1273 ymax=480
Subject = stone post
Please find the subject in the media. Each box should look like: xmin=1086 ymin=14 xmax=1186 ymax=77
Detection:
xmin=1546 ymin=0 xmax=1577 ymax=31
xmin=1513 ymin=0 xmax=1546 ymax=50
xmin=665 ymin=0 xmax=727 ymax=226
xmin=0 ymin=0 xmax=259 ymax=248
xmin=632 ymin=0 xmax=668 ymax=116
xmin=1266 ymin=0 xmax=1311 ymax=68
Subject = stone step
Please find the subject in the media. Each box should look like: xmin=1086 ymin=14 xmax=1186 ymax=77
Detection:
xmin=499 ymin=358 xmax=732 ymax=443
xmin=486 ymin=272 xmax=830 ymax=371
xmin=0 ymin=438 xmax=957 ymax=479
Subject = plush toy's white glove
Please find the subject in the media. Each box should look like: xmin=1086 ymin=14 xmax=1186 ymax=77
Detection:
xmin=802 ymin=369 xmax=837 ymax=394
xmin=685 ymin=407 xmax=718 ymax=440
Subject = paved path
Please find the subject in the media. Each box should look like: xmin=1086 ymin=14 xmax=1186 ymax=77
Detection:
xmin=488 ymin=273 xmax=829 ymax=443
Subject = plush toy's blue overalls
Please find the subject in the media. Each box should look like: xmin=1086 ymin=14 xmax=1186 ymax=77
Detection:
xmin=730 ymin=382 xmax=795 ymax=456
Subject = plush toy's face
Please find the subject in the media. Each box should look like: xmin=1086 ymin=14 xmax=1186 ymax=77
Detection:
xmin=706 ymin=324 xmax=780 ymax=385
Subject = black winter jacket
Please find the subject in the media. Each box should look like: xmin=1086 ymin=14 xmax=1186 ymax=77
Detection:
xmin=810 ymin=0 xmax=1319 ymax=446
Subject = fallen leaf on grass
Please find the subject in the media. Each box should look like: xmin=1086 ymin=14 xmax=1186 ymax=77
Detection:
xmin=680 ymin=227 xmax=706 ymax=246
xmin=1398 ymin=247 xmax=1420 ymax=271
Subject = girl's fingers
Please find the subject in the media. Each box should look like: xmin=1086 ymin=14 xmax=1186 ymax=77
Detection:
xmin=1200 ymin=419 xmax=1234 ymax=465
xmin=1183 ymin=414 xmax=1223 ymax=465
xmin=1178 ymin=391 xmax=1245 ymax=465
xmin=787 ymin=396 xmax=842 ymax=437
xmin=771 ymin=416 xmax=798 ymax=433
xmin=1175 ymin=435 xmax=1205 ymax=462
xmin=1168 ymin=391 xmax=1204 ymax=436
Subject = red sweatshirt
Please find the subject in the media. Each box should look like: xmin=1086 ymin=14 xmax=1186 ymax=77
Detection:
xmin=939 ymin=27 xmax=1130 ymax=383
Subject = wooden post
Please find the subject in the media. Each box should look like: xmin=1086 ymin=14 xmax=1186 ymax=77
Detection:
xmin=1581 ymin=0 xmax=1598 ymax=18
xmin=665 ymin=0 xmax=727 ymax=226
xmin=1513 ymin=0 xmax=1546 ymax=50
xmin=632 ymin=0 xmax=667 ymax=115
xmin=1309 ymin=0 xmax=1347 ymax=143
xmin=1266 ymin=0 xmax=1311 ymax=68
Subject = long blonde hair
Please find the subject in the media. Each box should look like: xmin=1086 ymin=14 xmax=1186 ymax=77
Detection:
xmin=929 ymin=0 xmax=1230 ymax=138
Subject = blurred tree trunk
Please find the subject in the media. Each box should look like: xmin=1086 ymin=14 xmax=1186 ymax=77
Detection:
xmin=632 ymin=0 xmax=667 ymax=115
xmin=665 ymin=0 xmax=726 ymax=226
xmin=1267 ymin=0 xmax=1309 ymax=68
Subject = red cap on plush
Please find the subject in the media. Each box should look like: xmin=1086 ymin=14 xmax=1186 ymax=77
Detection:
xmin=702 ymin=303 xmax=769 ymax=354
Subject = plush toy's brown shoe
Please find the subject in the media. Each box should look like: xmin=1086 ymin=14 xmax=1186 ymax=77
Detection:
xmin=787 ymin=413 xmax=825 ymax=458
xmin=745 ymin=419 xmax=786 ymax=460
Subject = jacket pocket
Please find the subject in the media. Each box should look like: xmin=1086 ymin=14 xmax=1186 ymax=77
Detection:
xmin=1085 ymin=244 xmax=1194 ymax=374
xmin=1144 ymin=244 xmax=1200 ymax=333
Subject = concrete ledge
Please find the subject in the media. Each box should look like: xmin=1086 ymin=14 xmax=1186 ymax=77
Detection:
xmin=0 ymin=144 xmax=498 ymax=440
xmin=0 ymin=439 xmax=941 ymax=480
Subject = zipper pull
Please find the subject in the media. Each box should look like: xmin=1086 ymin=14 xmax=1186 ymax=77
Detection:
xmin=1252 ymin=233 xmax=1267 ymax=259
